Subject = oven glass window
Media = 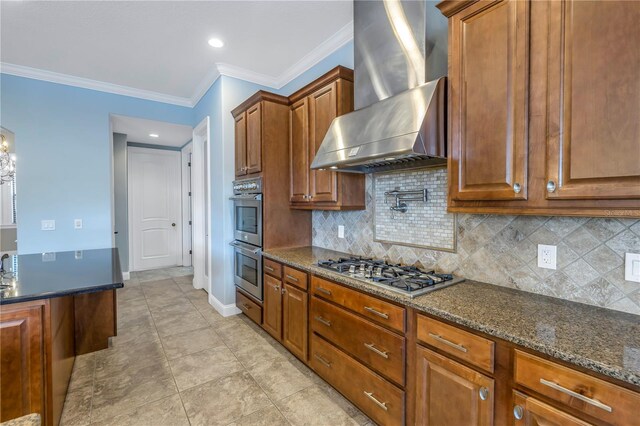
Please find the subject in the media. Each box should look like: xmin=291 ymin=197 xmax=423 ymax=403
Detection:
xmin=236 ymin=252 xmax=258 ymax=288
xmin=236 ymin=206 xmax=258 ymax=234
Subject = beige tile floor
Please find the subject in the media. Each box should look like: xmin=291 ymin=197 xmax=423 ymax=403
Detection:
xmin=60 ymin=267 xmax=372 ymax=426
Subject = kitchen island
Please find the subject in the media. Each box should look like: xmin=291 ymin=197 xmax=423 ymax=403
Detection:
xmin=0 ymin=248 xmax=124 ymax=426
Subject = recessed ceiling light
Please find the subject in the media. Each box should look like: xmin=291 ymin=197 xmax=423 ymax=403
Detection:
xmin=208 ymin=38 xmax=224 ymax=48
xmin=149 ymin=133 xmax=159 ymax=138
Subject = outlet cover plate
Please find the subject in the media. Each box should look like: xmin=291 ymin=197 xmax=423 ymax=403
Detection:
xmin=625 ymin=253 xmax=640 ymax=283
xmin=74 ymin=219 xmax=83 ymax=229
xmin=41 ymin=220 xmax=55 ymax=231
xmin=537 ymin=244 xmax=557 ymax=270
xmin=338 ymin=225 xmax=345 ymax=239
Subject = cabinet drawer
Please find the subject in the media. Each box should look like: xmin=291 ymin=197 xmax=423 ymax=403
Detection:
xmin=514 ymin=350 xmax=640 ymax=426
xmin=311 ymin=276 xmax=405 ymax=332
xmin=236 ymin=289 xmax=262 ymax=325
xmin=513 ymin=391 xmax=592 ymax=426
xmin=283 ymin=266 xmax=308 ymax=290
xmin=417 ymin=314 xmax=494 ymax=373
xmin=263 ymin=259 xmax=282 ymax=279
xmin=311 ymin=334 xmax=404 ymax=426
xmin=311 ymin=297 xmax=405 ymax=386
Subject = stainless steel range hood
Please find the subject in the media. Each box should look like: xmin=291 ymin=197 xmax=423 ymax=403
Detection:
xmin=311 ymin=0 xmax=448 ymax=174
xmin=310 ymin=78 xmax=445 ymax=173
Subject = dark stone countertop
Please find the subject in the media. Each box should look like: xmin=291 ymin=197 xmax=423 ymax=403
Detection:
xmin=263 ymin=246 xmax=640 ymax=388
xmin=0 ymin=248 xmax=124 ymax=305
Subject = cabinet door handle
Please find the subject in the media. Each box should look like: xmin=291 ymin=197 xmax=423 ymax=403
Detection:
xmin=363 ymin=306 xmax=389 ymax=319
xmin=264 ymin=265 xmax=275 ymax=272
xmin=314 ymin=316 xmax=331 ymax=327
xmin=241 ymin=303 xmax=251 ymax=310
xmin=513 ymin=182 xmax=522 ymax=194
xmin=428 ymin=333 xmax=468 ymax=353
xmin=274 ymin=285 xmax=280 ymax=292
xmin=281 ymin=287 xmax=286 ymax=295
xmin=316 ymin=287 xmax=332 ymax=296
xmin=314 ymin=354 xmax=332 ymax=368
xmin=364 ymin=342 xmax=389 ymax=359
xmin=479 ymin=387 xmax=489 ymax=401
xmin=539 ymin=378 xmax=612 ymax=412
xmin=364 ymin=391 xmax=388 ymax=411
xmin=285 ymin=274 xmax=299 ymax=282
xmin=513 ymin=405 xmax=524 ymax=420
xmin=546 ymin=180 xmax=557 ymax=193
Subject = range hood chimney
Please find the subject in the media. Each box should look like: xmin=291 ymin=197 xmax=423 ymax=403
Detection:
xmin=311 ymin=0 xmax=448 ymax=173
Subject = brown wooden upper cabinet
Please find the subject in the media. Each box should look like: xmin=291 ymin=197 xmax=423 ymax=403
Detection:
xmin=232 ymin=92 xmax=289 ymax=177
xmin=439 ymin=0 xmax=640 ymax=217
xmin=447 ymin=0 xmax=530 ymax=202
xmin=289 ymin=66 xmax=365 ymax=210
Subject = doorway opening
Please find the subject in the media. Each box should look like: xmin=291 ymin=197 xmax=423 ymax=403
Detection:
xmin=110 ymin=114 xmax=194 ymax=278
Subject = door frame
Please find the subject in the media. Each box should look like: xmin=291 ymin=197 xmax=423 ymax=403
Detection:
xmin=192 ymin=117 xmax=211 ymax=293
xmin=181 ymin=142 xmax=193 ymax=267
xmin=127 ymin=146 xmax=183 ymax=272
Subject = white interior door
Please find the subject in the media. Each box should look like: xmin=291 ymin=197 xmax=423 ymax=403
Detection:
xmin=128 ymin=147 xmax=182 ymax=271
xmin=192 ymin=117 xmax=210 ymax=292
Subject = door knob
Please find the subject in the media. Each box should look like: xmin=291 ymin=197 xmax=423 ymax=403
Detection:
xmin=171 ymin=223 xmax=176 ymax=227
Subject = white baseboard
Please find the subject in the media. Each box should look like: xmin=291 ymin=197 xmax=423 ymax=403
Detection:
xmin=122 ymin=271 xmax=130 ymax=280
xmin=209 ymin=293 xmax=241 ymax=317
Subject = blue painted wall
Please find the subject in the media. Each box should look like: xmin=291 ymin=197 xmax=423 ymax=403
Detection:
xmin=0 ymin=74 xmax=192 ymax=254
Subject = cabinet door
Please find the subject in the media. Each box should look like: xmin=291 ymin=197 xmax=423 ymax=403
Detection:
xmin=0 ymin=304 xmax=45 ymax=423
xmin=449 ymin=0 xmax=529 ymax=201
xmin=290 ymin=98 xmax=310 ymax=203
xmin=513 ymin=391 xmax=592 ymax=426
xmin=246 ymin=103 xmax=262 ymax=175
xmin=546 ymin=0 xmax=640 ymax=200
xmin=415 ymin=346 xmax=494 ymax=426
xmin=262 ymin=274 xmax=282 ymax=340
xmin=308 ymin=82 xmax=339 ymax=203
xmin=235 ymin=112 xmax=247 ymax=177
xmin=282 ymin=283 xmax=308 ymax=361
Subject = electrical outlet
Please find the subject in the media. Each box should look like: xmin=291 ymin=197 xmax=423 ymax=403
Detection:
xmin=74 ymin=219 xmax=83 ymax=229
xmin=338 ymin=225 xmax=345 ymax=239
xmin=537 ymin=244 xmax=557 ymax=270
xmin=41 ymin=220 xmax=55 ymax=231
xmin=625 ymin=253 xmax=640 ymax=283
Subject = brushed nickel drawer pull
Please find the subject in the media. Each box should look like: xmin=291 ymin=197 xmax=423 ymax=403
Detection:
xmin=242 ymin=303 xmax=251 ymax=310
xmin=363 ymin=306 xmax=389 ymax=319
xmin=316 ymin=287 xmax=332 ymax=296
xmin=428 ymin=333 xmax=468 ymax=353
xmin=264 ymin=265 xmax=275 ymax=272
xmin=364 ymin=391 xmax=388 ymax=411
xmin=364 ymin=342 xmax=389 ymax=359
xmin=314 ymin=316 xmax=331 ymax=327
xmin=285 ymin=274 xmax=299 ymax=282
xmin=314 ymin=354 xmax=332 ymax=368
xmin=539 ymin=378 xmax=612 ymax=413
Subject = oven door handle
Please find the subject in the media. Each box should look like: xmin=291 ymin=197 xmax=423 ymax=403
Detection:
xmin=230 ymin=241 xmax=262 ymax=255
xmin=229 ymin=194 xmax=262 ymax=201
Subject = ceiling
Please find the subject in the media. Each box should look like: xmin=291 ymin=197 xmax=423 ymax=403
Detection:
xmin=0 ymin=1 xmax=353 ymax=106
xmin=111 ymin=115 xmax=193 ymax=147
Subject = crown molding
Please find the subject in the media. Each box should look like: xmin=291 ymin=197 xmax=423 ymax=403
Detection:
xmin=189 ymin=66 xmax=222 ymax=107
xmin=0 ymin=62 xmax=193 ymax=107
xmin=274 ymin=21 xmax=353 ymax=89
xmin=2 ymin=21 xmax=354 ymax=109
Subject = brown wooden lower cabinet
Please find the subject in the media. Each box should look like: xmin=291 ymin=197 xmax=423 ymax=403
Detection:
xmin=415 ymin=345 xmax=495 ymax=426
xmin=235 ymin=289 xmax=262 ymax=326
xmin=282 ymin=283 xmax=308 ymax=361
xmin=0 ymin=290 xmax=116 ymax=426
xmin=258 ymin=262 xmax=309 ymax=363
xmin=512 ymin=391 xmax=592 ymax=426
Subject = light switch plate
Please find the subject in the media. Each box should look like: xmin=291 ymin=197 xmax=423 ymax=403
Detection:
xmin=625 ymin=252 xmax=640 ymax=283
xmin=74 ymin=219 xmax=83 ymax=229
xmin=338 ymin=225 xmax=345 ymax=239
xmin=537 ymin=244 xmax=557 ymax=270
xmin=41 ymin=220 xmax=55 ymax=231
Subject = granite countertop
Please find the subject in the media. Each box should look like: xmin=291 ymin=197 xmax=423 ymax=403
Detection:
xmin=0 ymin=248 xmax=124 ymax=305
xmin=0 ymin=413 xmax=41 ymax=426
xmin=263 ymin=246 xmax=640 ymax=387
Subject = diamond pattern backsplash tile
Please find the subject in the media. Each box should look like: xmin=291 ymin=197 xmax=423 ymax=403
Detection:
xmin=312 ymin=169 xmax=640 ymax=315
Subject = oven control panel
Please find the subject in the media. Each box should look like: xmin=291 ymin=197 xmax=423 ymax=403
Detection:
xmin=233 ymin=177 xmax=262 ymax=194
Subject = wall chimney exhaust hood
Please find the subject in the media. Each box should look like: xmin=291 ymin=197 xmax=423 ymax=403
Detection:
xmin=310 ymin=78 xmax=445 ymax=173
xmin=311 ymin=0 xmax=448 ymax=174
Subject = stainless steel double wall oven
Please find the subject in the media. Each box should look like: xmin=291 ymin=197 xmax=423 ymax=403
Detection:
xmin=230 ymin=177 xmax=263 ymax=300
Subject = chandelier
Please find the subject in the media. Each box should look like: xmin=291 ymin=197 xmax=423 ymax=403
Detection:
xmin=0 ymin=135 xmax=16 ymax=185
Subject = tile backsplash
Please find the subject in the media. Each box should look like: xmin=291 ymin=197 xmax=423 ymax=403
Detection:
xmin=373 ymin=168 xmax=455 ymax=251
xmin=312 ymin=169 xmax=640 ymax=315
